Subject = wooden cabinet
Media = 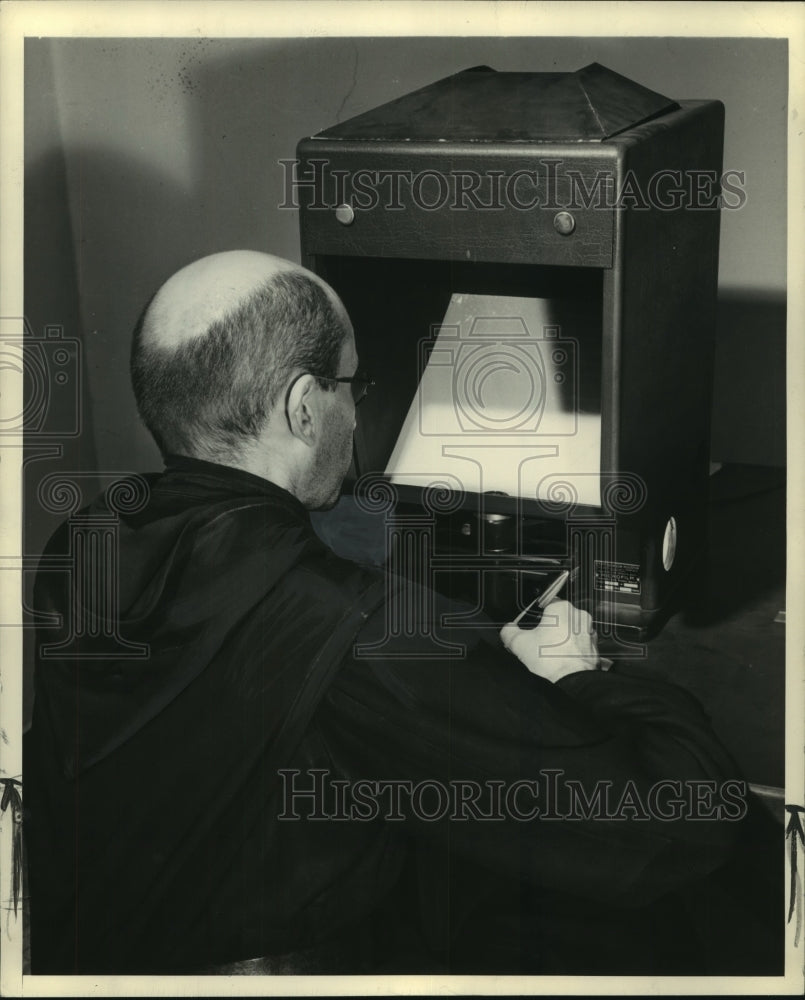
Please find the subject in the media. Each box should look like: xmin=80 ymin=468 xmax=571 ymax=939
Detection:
xmin=298 ymin=64 xmax=724 ymax=641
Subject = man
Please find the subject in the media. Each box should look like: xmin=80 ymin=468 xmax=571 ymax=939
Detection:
xmin=25 ymin=251 xmax=779 ymax=976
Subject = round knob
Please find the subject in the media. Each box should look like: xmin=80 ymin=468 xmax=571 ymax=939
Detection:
xmin=662 ymin=516 xmax=678 ymax=571
xmin=335 ymin=203 xmax=355 ymax=226
xmin=553 ymin=211 xmax=576 ymax=236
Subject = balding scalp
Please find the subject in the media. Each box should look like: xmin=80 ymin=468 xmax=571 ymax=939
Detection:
xmin=140 ymin=250 xmax=301 ymax=350
xmin=131 ymin=263 xmax=348 ymax=461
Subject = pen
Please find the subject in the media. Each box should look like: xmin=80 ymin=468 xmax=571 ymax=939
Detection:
xmin=513 ymin=569 xmax=571 ymax=626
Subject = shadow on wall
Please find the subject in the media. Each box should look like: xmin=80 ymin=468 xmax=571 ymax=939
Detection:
xmin=48 ymin=144 xmax=211 ymax=475
xmin=23 ymin=143 xmax=97 ymax=728
xmin=682 ymin=463 xmax=786 ymax=628
xmin=22 ymin=145 xmax=200 ymax=725
xmin=683 ymin=292 xmax=786 ymax=627
xmin=711 ymin=292 xmax=786 ymax=468
xmin=24 ymin=149 xmax=98 ymax=551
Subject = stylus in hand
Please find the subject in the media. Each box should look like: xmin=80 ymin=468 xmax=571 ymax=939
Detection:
xmin=514 ymin=569 xmax=571 ymax=630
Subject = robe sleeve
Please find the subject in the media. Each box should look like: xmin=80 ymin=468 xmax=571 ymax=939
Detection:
xmin=316 ymin=595 xmax=746 ymax=908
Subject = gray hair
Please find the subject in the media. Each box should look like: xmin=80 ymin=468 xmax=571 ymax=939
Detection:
xmin=130 ymin=270 xmax=348 ymax=460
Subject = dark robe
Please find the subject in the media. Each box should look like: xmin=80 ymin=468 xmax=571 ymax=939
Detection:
xmin=24 ymin=456 xmax=782 ymax=975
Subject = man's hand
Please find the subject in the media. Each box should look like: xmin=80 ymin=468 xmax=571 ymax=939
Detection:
xmin=500 ymin=600 xmax=600 ymax=683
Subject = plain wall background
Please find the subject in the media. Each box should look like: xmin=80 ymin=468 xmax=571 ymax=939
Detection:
xmin=24 ymin=35 xmax=788 ymax=558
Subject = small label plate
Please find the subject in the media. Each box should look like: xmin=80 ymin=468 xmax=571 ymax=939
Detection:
xmin=594 ymin=560 xmax=641 ymax=595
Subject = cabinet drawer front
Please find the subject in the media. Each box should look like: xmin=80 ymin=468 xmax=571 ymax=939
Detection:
xmin=297 ymin=147 xmax=615 ymax=267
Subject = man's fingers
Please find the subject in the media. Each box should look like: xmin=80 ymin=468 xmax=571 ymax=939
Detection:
xmin=567 ymin=603 xmax=594 ymax=635
xmin=501 ymin=601 xmax=597 ymax=652
xmin=500 ymin=622 xmax=518 ymax=650
xmin=500 ymin=623 xmax=527 ymax=654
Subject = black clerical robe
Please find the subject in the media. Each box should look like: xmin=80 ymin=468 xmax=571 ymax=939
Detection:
xmin=24 ymin=457 xmax=779 ymax=975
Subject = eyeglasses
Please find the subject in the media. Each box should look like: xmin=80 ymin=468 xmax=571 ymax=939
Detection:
xmin=284 ymin=370 xmax=374 ymax=430
xmin=314 ymin=371 xmax=375 ymax=405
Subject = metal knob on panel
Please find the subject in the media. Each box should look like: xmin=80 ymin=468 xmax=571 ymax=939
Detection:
xmin=553 ymin=211 xmax=576 ymax=236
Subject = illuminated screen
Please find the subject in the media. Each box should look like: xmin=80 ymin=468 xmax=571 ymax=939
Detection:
xmin=384 ymin=292 xmax=602 ymax=507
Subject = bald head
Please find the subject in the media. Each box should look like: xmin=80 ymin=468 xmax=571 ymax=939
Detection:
xmin=141 ymin=250 xmax=339 ymax=351
xmin=131 ymin=250 xmax=351 ymax=462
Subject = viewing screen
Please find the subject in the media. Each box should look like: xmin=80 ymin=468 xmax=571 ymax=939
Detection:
xmin=384 ymin=292 xmax=602 ymax=507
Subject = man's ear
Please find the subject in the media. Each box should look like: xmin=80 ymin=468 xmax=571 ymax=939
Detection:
xmin=285 ymin=373 xmax=319 ymax=445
